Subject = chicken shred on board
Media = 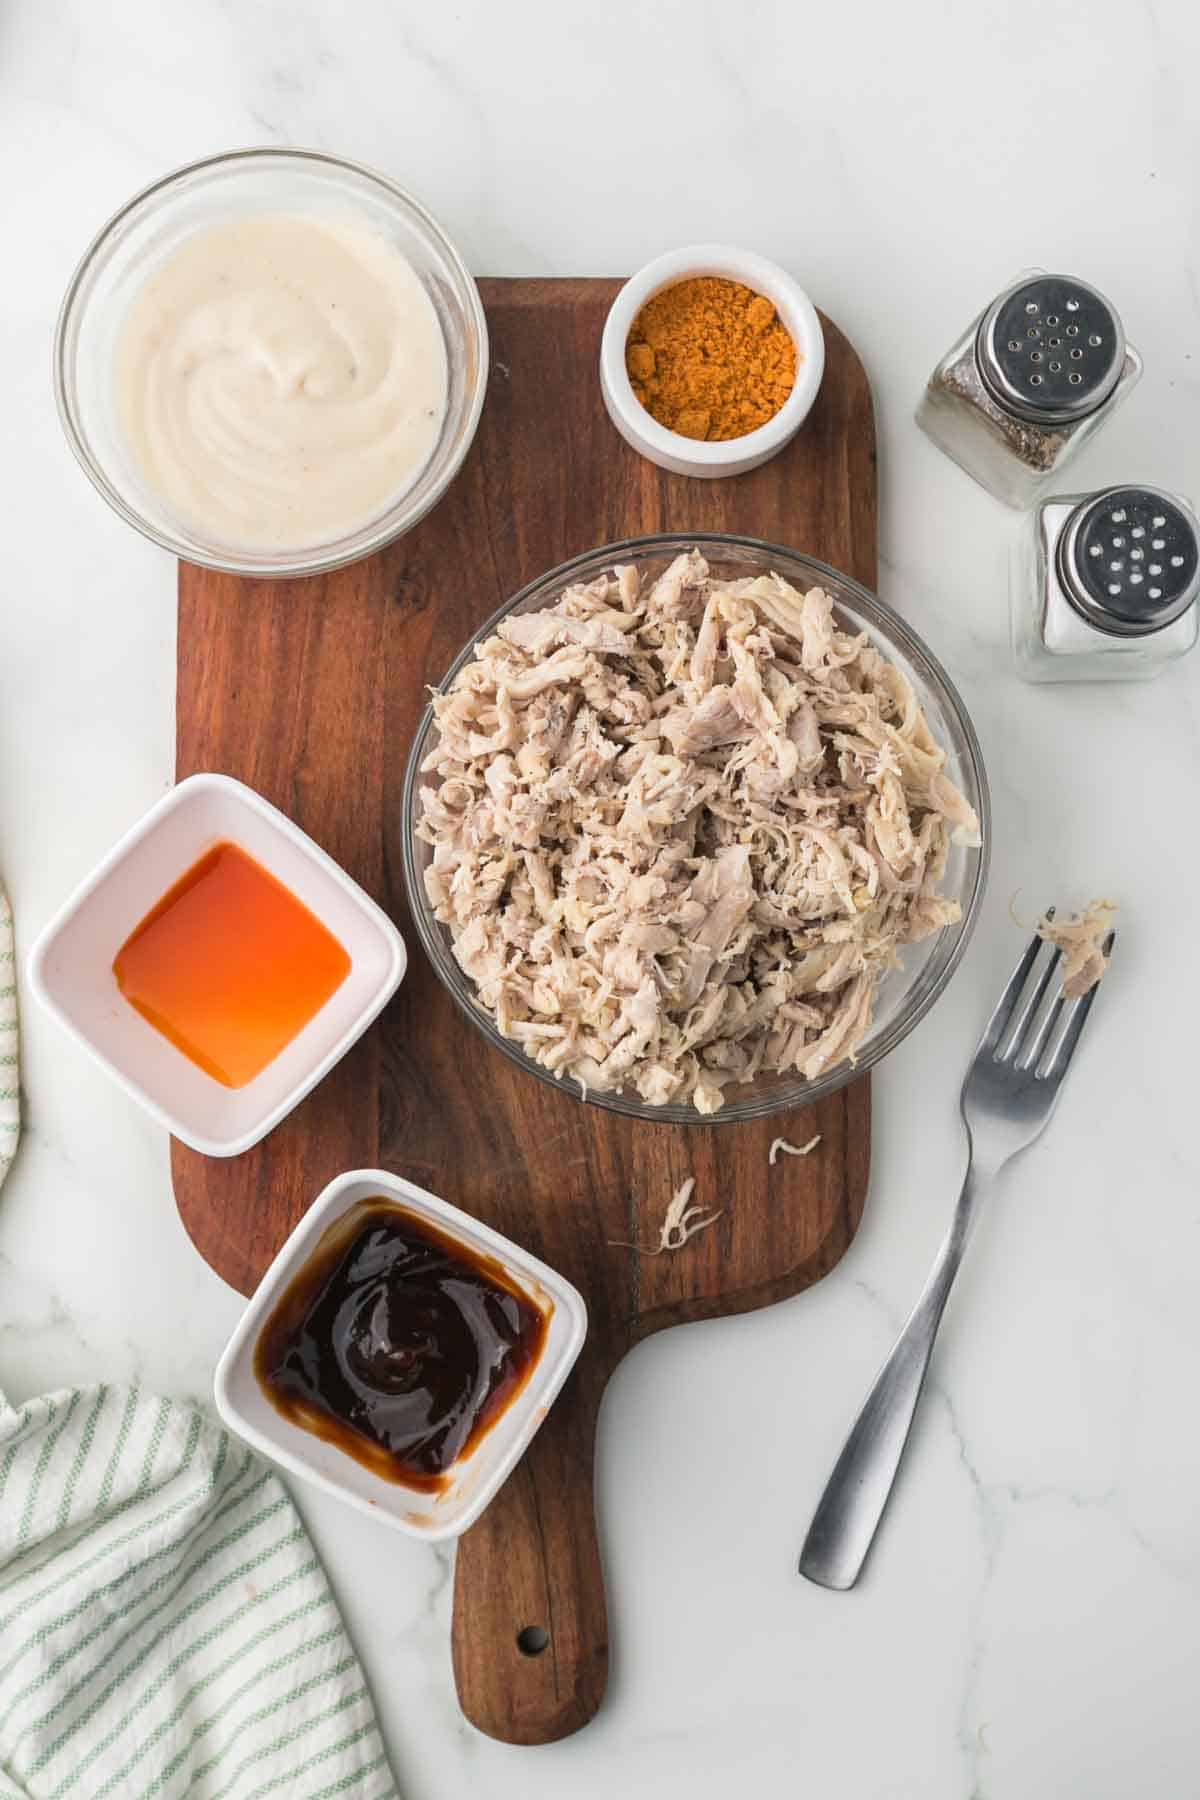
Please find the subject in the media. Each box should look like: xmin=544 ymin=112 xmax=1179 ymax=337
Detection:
xmin=608 ymin=1177 xmax=723 ymax=1257
xmin=418 ymin=549 xmax=980 ymax=1114
xmin=769 ymin=1135 xmax=822 ymax=1166
xmin=1037 ymin=899 xmax=1117 ymax=999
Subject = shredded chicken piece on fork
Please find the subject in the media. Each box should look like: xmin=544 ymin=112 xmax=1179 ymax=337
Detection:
xmin=1037 ymin=899 xmax=1117 ymax=998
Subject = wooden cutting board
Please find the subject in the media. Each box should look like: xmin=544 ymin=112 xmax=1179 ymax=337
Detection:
xmin=174 ymin=278 xmax=875 ymax=1745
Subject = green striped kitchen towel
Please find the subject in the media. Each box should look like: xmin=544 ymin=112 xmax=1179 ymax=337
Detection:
xmin=0 ymin=1386 xmax=399 ymax=1799
xmin=0 ymin=886 xmax=19 ymax=1184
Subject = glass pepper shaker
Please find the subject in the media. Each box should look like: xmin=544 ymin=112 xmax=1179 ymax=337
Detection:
xmin=1012 ymin=485 xmax=1200 ymax=683
xmin=916 ymin=272 xmax=1142 ymax=507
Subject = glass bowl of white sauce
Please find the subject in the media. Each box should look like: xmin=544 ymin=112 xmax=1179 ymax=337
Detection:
xmin=55 ymin=148 xmax=488 ymax=577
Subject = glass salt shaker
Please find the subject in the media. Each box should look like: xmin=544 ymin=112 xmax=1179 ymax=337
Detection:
xmin=1012 ymin=485 xmax=1200 ymax=683
xmin=916 ymin=272 xmax=1142 ymax=507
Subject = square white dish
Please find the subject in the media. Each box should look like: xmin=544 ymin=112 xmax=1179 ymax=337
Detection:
xmin=28 ymin=772 xmax=406 ymax=1156
xmin=213 ymin=1168 xmax=588 ymax=1540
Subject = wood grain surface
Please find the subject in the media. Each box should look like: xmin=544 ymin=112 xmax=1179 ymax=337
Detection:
xmin=174 ymin=278 xmax=876 ymax=1745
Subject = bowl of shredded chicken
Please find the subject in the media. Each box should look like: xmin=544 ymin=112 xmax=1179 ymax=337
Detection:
xmin=404 ymin=536 xmax=989 ymax=1122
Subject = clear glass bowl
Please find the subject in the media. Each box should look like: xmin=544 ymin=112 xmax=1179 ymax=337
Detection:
xmin=401 ymin=534 xmax=990 ymax=1124
xmin=54 ymin=148 xmax=488 ymax=578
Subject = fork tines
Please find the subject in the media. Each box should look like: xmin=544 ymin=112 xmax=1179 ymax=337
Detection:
xmin=983 ymin=920 xmax=1115 ymax=1083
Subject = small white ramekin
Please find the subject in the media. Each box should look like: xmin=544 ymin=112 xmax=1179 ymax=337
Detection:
xmin=600 ymin=244 xmax=825 ymax=479
xmin=28 ymin=773 xmax=406 ymax=1157
xmin=214 ymin=1168 xmax=587 ymax=1540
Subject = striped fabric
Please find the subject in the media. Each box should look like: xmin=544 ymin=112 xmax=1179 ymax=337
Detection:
xmin=0 ymin=887 xmax=19 ymax=1184
xmin=0 ymin=1387 xmax=398 ymax=1799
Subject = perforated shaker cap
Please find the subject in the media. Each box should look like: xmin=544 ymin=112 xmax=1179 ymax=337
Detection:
xmin=1057 ymin=487 xmax=1200 ymax=636
xmin=976 ymin=275 xmax=1126 ymax=425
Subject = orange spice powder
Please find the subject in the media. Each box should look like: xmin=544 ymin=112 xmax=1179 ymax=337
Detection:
xmin=625 ymin=276 xmax=798 ymax=442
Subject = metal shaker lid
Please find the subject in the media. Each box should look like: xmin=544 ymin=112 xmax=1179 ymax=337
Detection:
xmin=1057 ymin=486 xmax=1200 ymax=636
xmin=976 ymin=275 xmax=1125 ymax=425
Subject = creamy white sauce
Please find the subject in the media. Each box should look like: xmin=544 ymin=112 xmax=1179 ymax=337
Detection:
xmin=116 ymin=213 xmax=448 ymax=551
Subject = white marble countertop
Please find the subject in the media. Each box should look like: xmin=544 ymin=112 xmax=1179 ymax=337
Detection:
xmin=4 ymin=2 xmax=1200 ymax=1793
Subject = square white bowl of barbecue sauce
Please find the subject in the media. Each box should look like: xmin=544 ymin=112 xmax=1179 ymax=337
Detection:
xmin=214 ymin=1168 xmax=588 ymax=1540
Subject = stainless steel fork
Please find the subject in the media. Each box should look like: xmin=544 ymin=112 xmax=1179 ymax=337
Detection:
xmin=799 ymin=918 xmax=1115 ymax=1591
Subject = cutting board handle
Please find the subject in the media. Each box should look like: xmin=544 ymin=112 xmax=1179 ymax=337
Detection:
xmin=452 ymin=1368 xmax=608 ymax=1743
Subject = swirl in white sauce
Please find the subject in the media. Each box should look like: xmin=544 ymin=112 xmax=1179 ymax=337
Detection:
xmin=116 ymin=213 xmax=448 ymax=551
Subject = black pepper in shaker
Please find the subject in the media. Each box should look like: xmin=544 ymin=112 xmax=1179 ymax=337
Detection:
xmin=917 ymin=272 xmax=1143 ymax=508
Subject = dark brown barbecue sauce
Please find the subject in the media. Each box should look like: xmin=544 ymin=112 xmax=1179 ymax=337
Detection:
xmin=254 ymin=1200 xmax=550 ymax=1490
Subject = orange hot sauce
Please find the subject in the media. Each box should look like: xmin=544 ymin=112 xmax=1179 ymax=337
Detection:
xmin=113 ymin=841 xmax=351 ymax=1089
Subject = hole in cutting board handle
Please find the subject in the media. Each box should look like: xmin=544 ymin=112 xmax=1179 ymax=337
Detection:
xmin=516 ymin=1625 xmax=549 ymax=1657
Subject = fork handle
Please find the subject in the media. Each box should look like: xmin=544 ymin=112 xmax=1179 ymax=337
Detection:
xmin=799 ymin=1166 xmax=986 ymax=1590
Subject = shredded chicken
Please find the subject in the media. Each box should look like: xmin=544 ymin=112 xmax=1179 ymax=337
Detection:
xmin=609 ymin=1177 xmax=723 ymax=1256
xmin=769 ymin=1134 xmax=822 ymax=1166
xmin=418 ymin=549 xmax=980 ymax=1112
xmin=1038 ymin=899 xmax=1117 ymax=999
